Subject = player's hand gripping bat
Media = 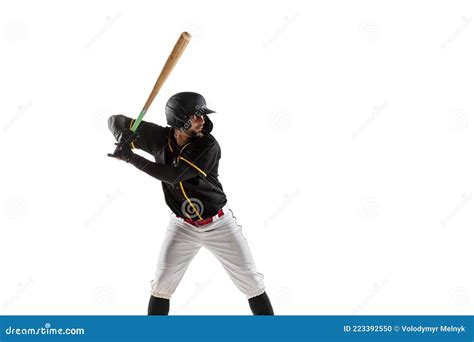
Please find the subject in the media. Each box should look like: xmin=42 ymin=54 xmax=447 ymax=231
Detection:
xmin=108 ymin=32 xmax=192 ymax=156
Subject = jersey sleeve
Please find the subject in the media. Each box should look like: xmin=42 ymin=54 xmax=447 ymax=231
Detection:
xmin=129 ymin=154 xmax=198 ymax=185
xmin=178 ymin=137 xmax=220 ymax=178
xmin=107 ymin=114 xmax=167 ymax=155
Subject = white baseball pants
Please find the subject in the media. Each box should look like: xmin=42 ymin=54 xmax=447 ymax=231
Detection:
xmin=150 ymin=204 xmax=266 ymax=299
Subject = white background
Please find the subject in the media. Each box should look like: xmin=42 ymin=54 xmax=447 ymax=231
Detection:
xmin=1 ymin=0 xmax=473 ymax=315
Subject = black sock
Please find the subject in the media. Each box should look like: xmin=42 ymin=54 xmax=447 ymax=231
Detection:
xmin=248 ymin=291 xmax=274 ymax=315
xmin=148 ymin=295 xmax=170 ymax=315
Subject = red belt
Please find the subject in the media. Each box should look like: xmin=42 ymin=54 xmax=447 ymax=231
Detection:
xmin=182 ymin=209 xmax=224 ymax=227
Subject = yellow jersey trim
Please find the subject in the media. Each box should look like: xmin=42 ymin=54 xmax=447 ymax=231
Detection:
xmin=179 ymin=181 xmax=203 ymax=220
xmin=179 ymin=157 xmax=207 ymax=177
xmin=168 ymin=129 xmax=174 ymax=152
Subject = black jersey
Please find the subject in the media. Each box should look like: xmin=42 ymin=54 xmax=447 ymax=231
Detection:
xmin=108 ymin=115 xmax=227 ymax=219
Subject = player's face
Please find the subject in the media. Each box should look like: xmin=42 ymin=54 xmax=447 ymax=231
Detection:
xmin=184 ymin=114 xmax=205 ymax=137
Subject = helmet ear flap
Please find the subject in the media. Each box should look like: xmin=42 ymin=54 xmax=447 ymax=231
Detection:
xmin=202 ymin=114 xmax=213 ymax=134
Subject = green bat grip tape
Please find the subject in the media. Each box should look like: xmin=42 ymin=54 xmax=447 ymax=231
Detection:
xmin=130 ymin=109 xmax=147 ymax=132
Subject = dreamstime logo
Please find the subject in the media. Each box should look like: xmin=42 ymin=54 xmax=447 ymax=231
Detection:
xmin=184 ymin=21 xmax=206 ymax=39
xmin=272 ymin=286 xmax=294 ymax=307
xmin=91 ymin=287 xmax=114 ymax=306
xmin=359 ymin=198 xmax=382 ymax=218
xmin=84 ymin=190 xmax=123 ymax=226
xmin=175 ymin=276 xmax=215 ymax=313
xmin=194 ymin=105 xmax=209 ymax=117
xmin=3 ymin=21 xmax=26 ymax=42
xmin=2 ymin=198 xmax=26 ymax=219
xmin=178 ymin=106 xmax=208 ymax=133
xmin=448 ymin=110 xmax=470 ymax=130
xmin=450 ymin=287 xmax=470 ymax=307
xmin=2 ymin=277 xmax=33 ymax=310
xmin=441 ymin=16 xmax=471 ymax=49
xmin=181 ymin=198 xmax=204 ymax=219
xmin=263 ymin=12 xmax=300 ymax=48
xmin=264 ymin=190 xmax=300 ymax=227
xmin=359 ymin=20 xmax=381 ymax=42
xmin=3 ymin=100 xmax=32 ymax=133
xmin=353 ymin=278 xmax=389 ymax=314
xmin=270 ymin=111 xmax=292 ymax=130
xmin=352 ymin=101 xmax=389 ymax=139
xmin=91 ymin=112 xmax=111 ymax=132
xmin=84 ymin=12 xmax=121 ymax=48
xmin=440 ymin=193 xmax=471 ymax=227
xmin=180 ymin=119 xmax=193 ymax=132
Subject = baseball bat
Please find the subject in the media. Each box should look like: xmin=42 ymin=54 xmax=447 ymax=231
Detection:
xmin=130 ymin=31 xmax=192 ymax=132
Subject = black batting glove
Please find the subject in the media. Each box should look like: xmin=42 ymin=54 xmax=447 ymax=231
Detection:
xmin=118 ymin=129 xmax=140 ymax=148
xmin=107 ymin=142 xmax=135 ymax=163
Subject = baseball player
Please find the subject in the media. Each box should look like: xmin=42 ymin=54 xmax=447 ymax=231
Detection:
xmin=107 ymin=92 xmax=274 ymax=315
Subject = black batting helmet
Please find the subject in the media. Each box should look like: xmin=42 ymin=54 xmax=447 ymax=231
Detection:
xmin=165 ymin=92 xmax=215 ymax=129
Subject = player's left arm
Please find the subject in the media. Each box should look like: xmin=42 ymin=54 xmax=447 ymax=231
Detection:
xmin=109 ymin=134 xmax=219 ymax=184
xmin=128 ymin=153 xmax=198 ymax=185
xmin=129 ymin=139 xmax=219 ymax=184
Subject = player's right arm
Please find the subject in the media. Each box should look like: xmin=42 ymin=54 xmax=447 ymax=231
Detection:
xmin=107 ymin=115 xmax=166 ymax=155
